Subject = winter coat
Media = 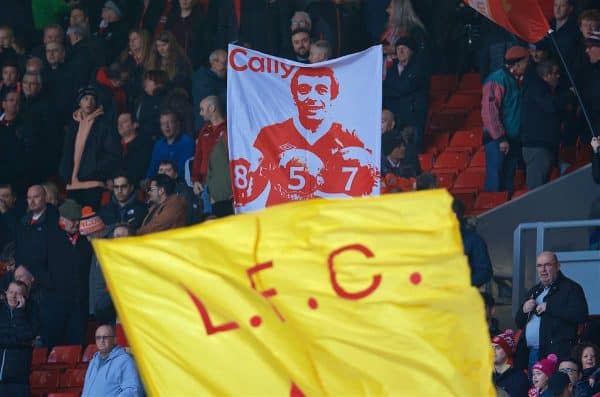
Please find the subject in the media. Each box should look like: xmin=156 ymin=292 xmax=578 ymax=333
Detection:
xmin=482 ymin=67 xmax=522 ymax=144
xmin=493 ymin=366 xmax=529 ymax=397
xmin=461 ymin=225 xmax=493 ymax=287
xmin=82 ymin=346 xmax=141 ymax=397
xmin=99 ymin=193 xmax=148 ymax=230
xmin=191 ymin=67 xmax=226 ymax=129
xmin=166 ymin=6 xmax=210 ymax=68
xmin=136 ymin=88 xmax=167 ymax=142
xmin=96 ymin=19 xmax=129 ymax=65
xmin=59 ymin=113 xmax=121 ymax=185
xmin=515 ymin=272 xmax=589 ymax=369
xmin=145 ymin=133 xmax=195 ymax=179
xmin=119 ymin=135 xmax=153 ymax=186
xmin=137 ymin=194 xmax=187 ymax=236
xmin=0 ymin=302 xmax=36 ymax=385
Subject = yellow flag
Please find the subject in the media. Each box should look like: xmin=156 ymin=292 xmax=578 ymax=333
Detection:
xmin=93 ymin=190 xmax=494 ymax=396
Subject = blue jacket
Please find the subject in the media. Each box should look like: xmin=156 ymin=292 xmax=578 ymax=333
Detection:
xmin=461 ymin=225 xmax=493 ymax=287
xmin=82 ymin=346 xmax=141 ymax=397
xmin=146 ymin=134 xmax=195 ymax=179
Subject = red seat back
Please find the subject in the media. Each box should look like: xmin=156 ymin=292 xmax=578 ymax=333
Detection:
xmin=30 ymin=370 xmax=60 ymax=393
xmin=474 ymin=192 xmax=509 ymax=210
xmin=453 ymin=169 xmax=486 ymax=191
xmin=429 ymin=74 xmax=458 ymax=95
xmin=432 ymin=171 xmax=456 ymax=189
xmin=457 ymin=72 xmax=482 ymax=93
xmin=443 ymin=93 xmax=481 ymax=111
xmin=433 ymin=151 xmax=470 ymax=171
xmin=48 ymin=345 xmax=82 ymax=366
xmin=449 ymin=128 xmax=482 ymax=149
xmin=60 ymin=368 xmax=87 ymax=389
xmin=469 ymin=149 xmax=486 ymax=168
xmin=32 ymin=347 xmax=48 ymax=368
xmin=464 ymin=108 xmax=483 ymax=128
xmin=418 ymin=153 xmax=434 ymax=172
xmin=81 ymin=344 xmax=98 ymax=363
xmin=424 ymin=131 xmax=450 ymax=155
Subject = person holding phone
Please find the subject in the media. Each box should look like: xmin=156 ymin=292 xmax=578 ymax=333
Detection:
xmin=0 ymin=280 xmax=37 ymax=397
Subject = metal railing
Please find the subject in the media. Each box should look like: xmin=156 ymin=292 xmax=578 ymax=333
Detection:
xmin=512 ymin=219 xmax=600 ymax=316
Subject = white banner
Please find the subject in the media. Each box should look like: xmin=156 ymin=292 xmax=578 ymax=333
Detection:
xmin=227 ymin=44 xmax=382 ymax=213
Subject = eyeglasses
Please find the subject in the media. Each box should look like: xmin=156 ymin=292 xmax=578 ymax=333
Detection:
xmin=95 ymin=335 xmax=114 ymax=341
xmin=146 ymin=186 xmax=158 ymax=193
xmin=559 ymin=368 xmax=577 ymax=374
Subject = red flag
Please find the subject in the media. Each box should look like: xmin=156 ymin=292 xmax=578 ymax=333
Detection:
xmin=465 ymin=0 xmax=550 ymax=43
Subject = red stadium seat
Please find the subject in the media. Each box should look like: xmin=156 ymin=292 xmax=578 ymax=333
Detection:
xmin=426 ymin=111 xmax=467 ymax=133
xmin=457 ymin=72 xmax=482 ymax=93
xmin=433 ymin=151 xmax=470 ymax=171
xmin=469 ymin=149 xmax=485 ymax=168
xmin=429 ymin=74 xmax=458 ymax=96
xmin=450 ymin=189 xmax=477 ymax=210
xmin=453 ymin=168 xmax=486 ymax=192
xmin=549 ymin=167 xmax=561 ymax=181
xmin=42 ymin=345 xmax=82 ymax=370
xmin=447 ymin=128 xmax=482 ymax=153
xmin=31 ymin=369 xmax=60 ymax=396
xmin=418 ymin=153 xmax=434 ymax=172
xmin=424 ymin=131 xmax=450 ymax=155
xmin=559 ymin=145 xmax=577 ymax=165
xmin=474 ymin=192 xmax=509 ymax=211
xmin=512 ymin=189 xmax=529 ymax=199
xmin=443 ymin=93 xmax=481 ymax=111
xmin=77 ymin=344 xmax=98 ymax=369
xmin=514 ymin=168 xmax=526 ymax=190
xmin=576 ymin=144 xmax=592 ymax=164
xmin=431 ymin=171 xmax=456 ymax=189
xmin=32 ymin=347 xmax=48 ymax=370
xmin=464 ymin=108 xmax=483 ymax=128
xmin=59 ymin=368 xmax=87 ymax=393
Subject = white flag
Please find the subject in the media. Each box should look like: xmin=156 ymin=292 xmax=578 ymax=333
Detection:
xmin=227 ymin=45 xmax=382 ymax=213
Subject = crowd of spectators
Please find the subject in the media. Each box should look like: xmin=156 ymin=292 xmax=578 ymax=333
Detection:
xmin=0 ymin=0 xmax=598 ymax=395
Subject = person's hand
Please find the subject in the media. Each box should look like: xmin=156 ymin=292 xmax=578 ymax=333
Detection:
xmin=0 ymin=197 xmax=7 ymax=214
xmin=589 ymin=377 xmax=595 ymax=388
xmin=16 ymin=295 xmax=26 ymax=309
xmin=523 ymin=298 xmax=536 ymax=313
xmin=193 ymin=181 xmax=203 ymax=195
xmin=499 ymin=141 xmax=510 ymax=155
xmin=535 ymin=302 xmax=547 ymax=315
xmin=591 ymin=137 xmax=600 ymax=153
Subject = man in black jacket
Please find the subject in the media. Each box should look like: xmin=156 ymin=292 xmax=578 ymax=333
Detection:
xmin=15 ymin=185 xmax=59 ymax=282
xmin=515 ymin=251 xmax=588 ymax=371
xmin=521 ymin=59 xmax=573 ymax=190
xmin=0 ymin=281 xmax=37 ymax=397
xmin=492 ymin=329 xmax=529 ymax=397
xmin=40 ymin=199 xmax=92 ymax=348
xmin=99 ymin=173 xmax=148 ymax=230
xmin=383 ymin=37 xmax=430 ymax=152
xmin=117 ymin=112 xmax=152 ymax=186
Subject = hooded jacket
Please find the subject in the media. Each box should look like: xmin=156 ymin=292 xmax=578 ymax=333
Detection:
xmin=0 ymin=302 xmax=36 ymax=385
xmin=82 ymin=346 xmax=141 ymax=397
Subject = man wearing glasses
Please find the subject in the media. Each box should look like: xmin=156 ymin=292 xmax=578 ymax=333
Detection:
xmin=557 ymin=359 xmax=594 ymax=396
xmin=514 ymin=251 xmax=588 ymax=372
xmin=99 ymin=173 xmax=147 ymax=230
xmin=82 ymin=324 xmax=141 ymax=397
xmin=137 ymin=174 xmax=187 ymax=236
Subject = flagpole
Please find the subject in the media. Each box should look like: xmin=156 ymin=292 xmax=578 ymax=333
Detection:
xmin=547 ymin=29 xmax=597 ymax=138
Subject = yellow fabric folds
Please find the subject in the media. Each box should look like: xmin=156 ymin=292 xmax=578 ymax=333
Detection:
xmin=93 ymin=190 xmax=494 ymax=396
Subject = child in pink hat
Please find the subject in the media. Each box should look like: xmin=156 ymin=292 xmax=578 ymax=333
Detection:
xmin=528 ymin=354 xmax=558 ymax=397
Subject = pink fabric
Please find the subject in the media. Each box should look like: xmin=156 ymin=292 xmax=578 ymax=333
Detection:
xmin=481 ymin=81 xmax=507 ymax=140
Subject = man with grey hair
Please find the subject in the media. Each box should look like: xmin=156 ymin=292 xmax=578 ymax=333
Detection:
xmin=192 ymin=49 xmax=227 ymax=129
xmin=290 ymin=11 xmax=312 ymax=32
xmin=515 ymin=251 xmax=588 ymax=371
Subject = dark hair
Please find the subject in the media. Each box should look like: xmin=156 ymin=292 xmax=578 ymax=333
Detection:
xmin=558 ymin=358 xmax=580 ymax=371
xmin=1 ymin=61 xmax=18 ymax=72
xmin=0 ymin=183 xmax=14 ymax=194
xmin=143 ymin=70 xmax=168 ymax=86
xmin=452 ymin=198 xmax=465 ymax=222
xmin=416 ymin=173 xmax=437 ymax=190
xmin=0 ymin=241 xmax=15 ymax=262
xmin=291 ymin=67 xmax=339 ymax=100
xmin=159 ymin=108 xmax=179 ymax=122
xmin=1 ymin=88 xmax=19 ymax=102
xmin=291 ymin=28 xmax=311 ymax=37
xmin=149 ymin=174 xmax=176 ymax=195
xmin=537 ymin=59 xmax=560 ymax=79
xmin=70 ymin=5 xmax=89 ymax=17
xmin=118 ymin=111 xmax=137 ymax=123
xmin=158 ymin=159 xmax=178 ymax=173
xmin=105 ymin=62 xmax=124 ymax=80
xmin=9 ymin=279 xmax=29 ymax=297
xmin=571 ymin=343 xmax=600 ymax=369
xmin=111 ymin=171 xmax=132 ymax=185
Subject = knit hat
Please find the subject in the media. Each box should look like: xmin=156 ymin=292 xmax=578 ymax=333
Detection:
xmin=77 ymin=85 xmax=97 ymax=104
xmin=395 ymin=36 xmax=418 ymax=53
xmin=532 ymin=354 xmax=559 ymax=378
xmin=585 ymin=31 xmax=600 ymax=48
xmin=548 ymin=372 xmax=571 ymax=396
xmin=103 ymin=1 xmax=123 ymax=18
xmin=492 ymin=329 xmax=516 ymax=358
xmin=59 ymin=199 xmax=82 ymax=221
xmin=79 ymin=206 xmax=105 ymax=236
xmin=504 ymin=46 xmax=530 ymax=62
